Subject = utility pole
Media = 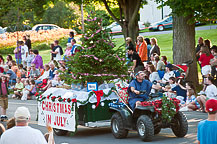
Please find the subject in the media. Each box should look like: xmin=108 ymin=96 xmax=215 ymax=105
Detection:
xmin=161 ymin=1 xmax=164 ymax=19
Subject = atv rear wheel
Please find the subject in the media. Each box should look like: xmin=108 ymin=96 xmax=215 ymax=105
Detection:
xmin=137 ymin=115 xmax=154 ymax=141
xmin=171 ymin=111 xmax=188 ymax=137
xmin=111 ymin=112 xmax=128 ymax=139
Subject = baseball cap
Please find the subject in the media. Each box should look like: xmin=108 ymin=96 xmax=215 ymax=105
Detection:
xmin=14 ymin=107 xmax=31 ymax=120
xmin=206 ymin=99 xmax=217 ymax=112
xmin=165 ymin=64 xmax=173 ymax=69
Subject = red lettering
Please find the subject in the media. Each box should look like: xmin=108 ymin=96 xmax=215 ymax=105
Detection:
xmin=42 ymin=101 xmax=45 ymax=110
xmin=52 ymin=103 xmax=56 ymax=112
xmin=46 ymin=114 xmax=51 ymax=124
xmin=63 ymin=117 xmax=67 ymax=127
xmin=68 ymin=105 xmax=71 ymax=114
xmin=57 ymin=103 xmax=59 ymax=113
xmin=60 ymin=104 xmax=64 ymax=113
xmin=56 ymin=116 xmax=60 ymax=126
xmin=64 ymin=104 xmax=67 ymax=114
xmin=48 ymin=102 xmax=51 ymax=111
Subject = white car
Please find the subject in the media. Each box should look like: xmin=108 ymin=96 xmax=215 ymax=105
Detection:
xmin=32 ymin=24 xmax=60 ymax=32
xmin=0 ymin=27 xmax=6 ymax=39
xmin=106 ymin=22 xmax=146 ymax=33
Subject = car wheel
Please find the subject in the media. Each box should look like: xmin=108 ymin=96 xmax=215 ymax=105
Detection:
xmin=171 ymin=111 xmax=188 ymax=137
xmin=158 ymin=25 xmax=164 ymax=31
xmin=111 ymin=112 xmax=128 ymax=139
xmin=53 ymin=128 xmax=68 ymax=136
xmin=137 ymin=115 xmax=154 ymax=141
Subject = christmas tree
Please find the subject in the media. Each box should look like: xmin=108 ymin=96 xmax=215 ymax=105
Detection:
xmin=61 ymin=9 xmax=128 ymax=85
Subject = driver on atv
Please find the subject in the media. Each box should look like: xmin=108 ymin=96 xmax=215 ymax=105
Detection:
xmin=128 ymin=71 xmax=161 ymax=110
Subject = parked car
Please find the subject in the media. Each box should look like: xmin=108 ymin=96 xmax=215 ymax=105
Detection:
xmin=149 ymin=16 xmax=202 ymax=31
xmin=0 ymin=27 xmax=6 ymax=39
xmin=106 ymin=22 xmax=146 ymax=33
xmin=32 ymin=24 xmax=60 ymax=31
xmin=6 ymin=25 xmax=31 ymax=32
xmin=149 ymin=16 xmax=173 ymax=31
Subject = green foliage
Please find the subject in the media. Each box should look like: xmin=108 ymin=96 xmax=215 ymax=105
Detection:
xmin=60 ymin=8 xmax=128 ymax=85
xmin=156 ymin=0 xmax=217 ymax=23
xmin=161 ymin=95 xmax=176 ymax=122
xmin=42 ymin=1 xmax=78 ymax=28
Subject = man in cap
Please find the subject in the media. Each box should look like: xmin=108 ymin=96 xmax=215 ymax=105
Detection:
xmin=197 ymin=99 xmax=217 ymax=144
xmin=0 ymin=106 xmax=47 ymax=144
xmin=4 ymin=65 xmax=17 ymax=84
xmin=128 ymin=71 xmax=161 ymax=110
xmin=158 ymin=63 xmax=175 ymax=83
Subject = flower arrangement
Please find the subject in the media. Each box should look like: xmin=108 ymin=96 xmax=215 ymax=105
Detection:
xmin=0 ymin=28 xmax=73 ymax=49
xmin=141 ymin=95 xmax=180 ymax=122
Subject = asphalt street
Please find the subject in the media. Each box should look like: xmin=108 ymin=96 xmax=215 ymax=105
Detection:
xmin=113 ymin=25 xmax=217 ymax=38
xmin=1 ymin=99 xmax=208 ymax=144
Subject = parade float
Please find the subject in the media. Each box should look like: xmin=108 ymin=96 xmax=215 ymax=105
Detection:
xmin=36 ymin=8 xmax=128 ymax=135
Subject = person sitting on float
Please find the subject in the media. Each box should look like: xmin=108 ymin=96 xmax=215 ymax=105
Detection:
xmin=128 ymin=71 xmax=161 ymax=110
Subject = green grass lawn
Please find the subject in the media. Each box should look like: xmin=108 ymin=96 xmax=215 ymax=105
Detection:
xmin=2 ymin=28 xmax=217 ymax=64
xmin=113 ymin=28 xmax=217 ymax=63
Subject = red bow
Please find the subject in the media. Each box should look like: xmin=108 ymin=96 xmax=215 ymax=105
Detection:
xmin=93 ymin=90 xmax=104 ymax=108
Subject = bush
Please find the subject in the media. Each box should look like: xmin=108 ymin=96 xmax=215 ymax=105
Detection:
xmin=0 ymin=37 xmax=68 ymax=54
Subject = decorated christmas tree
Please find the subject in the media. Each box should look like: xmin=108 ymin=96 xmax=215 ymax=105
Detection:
xmin=61 ymin=9 xmax=128 ymax=85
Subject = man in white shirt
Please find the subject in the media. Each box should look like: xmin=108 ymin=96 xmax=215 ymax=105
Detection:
xmin=0 ymin=106 xmax=48 ymax=144
xmin=20 ymin=41 xmax=29 ymax=68
xmin=197 ymin=76 xmax=217 ymax=111
xmin=51 ymin=40 xmax=62 ymax=61
xmin=158 ymin=64 xmax=175 ymax=83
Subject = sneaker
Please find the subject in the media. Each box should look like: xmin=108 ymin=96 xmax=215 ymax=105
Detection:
xmin=198 ymin=90 xmax=205 ymax=95
xmin=1 ymin=115 xmax=8 ymax=122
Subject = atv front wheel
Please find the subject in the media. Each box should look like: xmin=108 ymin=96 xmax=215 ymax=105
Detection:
xmin=111 ymin=112 xmax=128 ymax=139
xmin=137 ymin=115 xmax=154 ymax=141
xmin=171 ymin=111 xmax=188 ymax=137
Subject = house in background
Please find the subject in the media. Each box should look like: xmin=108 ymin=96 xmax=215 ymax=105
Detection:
xmin=140 ymin=0 xmax=171 ymax=24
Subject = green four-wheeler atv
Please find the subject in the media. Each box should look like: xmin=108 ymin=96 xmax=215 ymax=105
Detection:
xmin=109 ymin=92 xmax=188 ymax=142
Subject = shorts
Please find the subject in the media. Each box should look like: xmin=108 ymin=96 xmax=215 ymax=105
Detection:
xmin=0 ymin=97 xmax=8 ymax=109
xmin=194 ymin=100 xmax=201 ymax=109
xmin=201 ymin=65 xmax=211 ymax=76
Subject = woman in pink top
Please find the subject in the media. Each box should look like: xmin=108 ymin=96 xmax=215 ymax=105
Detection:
xmin=63 ymin=43 xmax=72 ymax=61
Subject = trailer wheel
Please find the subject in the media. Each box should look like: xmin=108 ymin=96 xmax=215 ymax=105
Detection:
xmin=53 ymin=128 xmax=68 ymax=136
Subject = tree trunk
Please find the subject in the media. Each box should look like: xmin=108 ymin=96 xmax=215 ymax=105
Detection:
xmin=120 ymin=0 xmax=140 ymax=43
xmin=173 ymin=15 xmax=199 ymax=86
xmin=103 ymin=0 xmax=141 ymax=44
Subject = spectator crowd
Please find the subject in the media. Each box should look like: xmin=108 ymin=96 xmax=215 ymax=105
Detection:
xmin=0 ymin=30 xmax=217 ymax=144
